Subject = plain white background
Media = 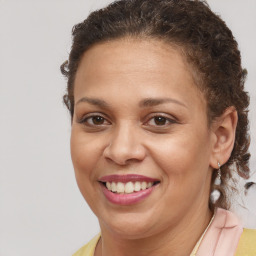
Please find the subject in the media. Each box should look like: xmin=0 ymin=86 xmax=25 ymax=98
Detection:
xmin=0 ymin=1 xmax=255 ymax=255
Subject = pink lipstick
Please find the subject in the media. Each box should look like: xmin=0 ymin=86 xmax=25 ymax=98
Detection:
xmin=99 ymin=174 xmax=160 ymax=205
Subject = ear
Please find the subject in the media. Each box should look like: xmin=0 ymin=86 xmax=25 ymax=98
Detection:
xmin=209 ymin=107 xmax=238 ymax=169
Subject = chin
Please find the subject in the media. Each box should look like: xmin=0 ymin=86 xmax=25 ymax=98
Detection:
xmin=99 ymin=211 xmax=158 ymax=239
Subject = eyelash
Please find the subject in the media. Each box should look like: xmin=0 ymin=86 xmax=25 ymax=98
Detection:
xmin=78 ymin=113 xmax=177 ymax=129
xmin=144 ymin=114 xmax=177 ymax=127
xmin=78 ymin=113 xmax=111 ymax=127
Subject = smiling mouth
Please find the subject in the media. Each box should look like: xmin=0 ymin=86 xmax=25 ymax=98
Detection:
xmin=99 ymin=174 xmax=160 ymax=205
xmin=101 ymin=181 xmax=160 ymax=194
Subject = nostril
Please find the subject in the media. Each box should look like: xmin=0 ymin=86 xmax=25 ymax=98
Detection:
xmin=102 ymin=132 xmax=146 ymax=165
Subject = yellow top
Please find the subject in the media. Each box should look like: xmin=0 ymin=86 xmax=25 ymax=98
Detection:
xmin=73 ymin=234 xmax=100 ymax=256
xmin=73 ymin=229 xmax=256 ymax=256
xmin=235 ymin=229 xmax=256 ymax=256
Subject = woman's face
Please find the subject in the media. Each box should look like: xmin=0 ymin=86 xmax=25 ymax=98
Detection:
xmin=71 ymin=39 xmax=215 ymax=238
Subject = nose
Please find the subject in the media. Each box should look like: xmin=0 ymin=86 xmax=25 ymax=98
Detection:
xmin=103 ymin=123 xmax=146 ymax=166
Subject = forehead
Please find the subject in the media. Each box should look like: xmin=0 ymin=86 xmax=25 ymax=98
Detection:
xmin=74 ymin=38 xmax=206 ymax=108
xmin=76 ymin=38 xmax=190 ymax=80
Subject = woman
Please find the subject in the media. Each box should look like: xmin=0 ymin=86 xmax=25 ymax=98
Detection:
xmin=61 ymin=0 xmax=255 ymax=255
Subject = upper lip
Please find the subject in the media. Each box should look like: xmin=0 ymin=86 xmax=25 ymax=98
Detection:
xmin=99 ymin=174 xmax=159 ymax=183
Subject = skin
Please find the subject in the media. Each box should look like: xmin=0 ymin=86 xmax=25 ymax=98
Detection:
xmin=70 ymin=38 xmax=238 ymax=256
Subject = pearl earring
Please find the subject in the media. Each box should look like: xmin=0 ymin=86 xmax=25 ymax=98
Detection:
xmin=210 ymin=162 xmax=222 ymax=203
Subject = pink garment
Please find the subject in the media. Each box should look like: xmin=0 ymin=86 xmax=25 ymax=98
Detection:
xmin=197 ymin=208 xmax=243 ymax=256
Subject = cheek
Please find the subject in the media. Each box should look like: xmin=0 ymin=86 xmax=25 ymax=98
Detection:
xmin=146 ymin=128 xmax=211 ymax=181
xmin=70 ymin=128 xmax=103 ymax=182
xmin=147 ymin=131 xmax=212 ymax=214
xmin=70 ymin=129 xmax=107 ymax=210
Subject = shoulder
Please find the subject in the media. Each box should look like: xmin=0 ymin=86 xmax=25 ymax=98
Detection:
xmin=235 ymin=228 xmax=256 ymax=256
xmin=72 ymin=234 xmax=101 ymax=256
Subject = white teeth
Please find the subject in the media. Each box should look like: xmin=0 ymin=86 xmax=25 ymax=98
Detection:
xmin=124 ymin=182 xmax=134 ymax=193
xmin=111 ymin=182 xmax=117 ymax=192
xmin=105 ymin=181 xmax=155 ymax=194
xmin=106 ymin=182 xmax=111 ymax=190
xmin=116 ymin=182 xmax=125 ymax=193
xmin=134 ymin=181 xmax=141 ymax=192
xmin=147 ymin=182 xmax=153 ymax=188
xmin=141 ymin=181 xmax=147 ymax=190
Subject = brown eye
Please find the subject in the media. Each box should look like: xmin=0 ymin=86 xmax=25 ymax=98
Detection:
xmin=153 ymin=116 xmax=167 ymax=126
xmin=91 ymin=116 xmax=105 ymax=125
xmin=146 ymin=114 xmax=176 ymax=128
xmin=79 ymin=114 xmax=110 ymax=127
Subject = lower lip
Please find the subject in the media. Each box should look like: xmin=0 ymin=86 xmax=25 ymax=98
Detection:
xmin=100 ymin=183 xmax=156 ymax=205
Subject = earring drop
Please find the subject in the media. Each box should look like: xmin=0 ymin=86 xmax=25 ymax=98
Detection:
xmin=215 ymin=162 xmax=221 ymax=186
xmin=211 ymin=162 xmax=222 ymax=203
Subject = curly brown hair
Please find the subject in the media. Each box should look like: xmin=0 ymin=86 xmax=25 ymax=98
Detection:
xmin=60 ymin=0 xmax=250 ymax=210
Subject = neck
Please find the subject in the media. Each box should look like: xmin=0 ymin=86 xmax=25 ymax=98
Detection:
xmin=96 ymin=206 xmax=213 ymax=256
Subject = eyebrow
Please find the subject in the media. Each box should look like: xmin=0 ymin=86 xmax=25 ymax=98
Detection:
xmin=75 ymin=96 xmax=187 ymax=108
xmin=76 ymin=97 xmax=109 ymax=107
xmin=139 ymin=98 xmax=187 ymax=108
